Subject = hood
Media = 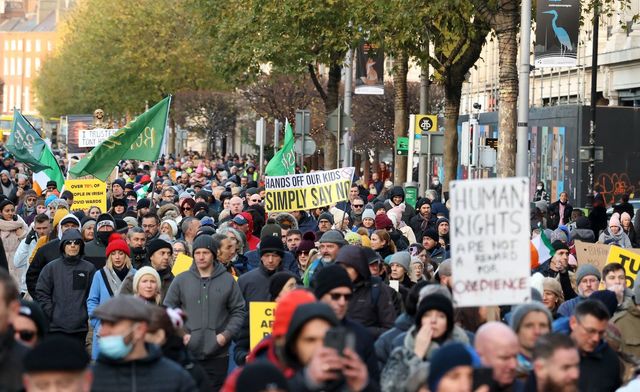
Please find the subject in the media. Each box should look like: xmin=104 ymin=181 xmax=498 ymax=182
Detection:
xmin=57 ymin=213 xmax=81 ymax=239
xmin=570 ymin=229 xmax=595 ymax=243
xmin=335 ymin=245 xmax=371 ymax=281
xmin=273 ymin=212 xmax=299 ymax=230
xmin=59 ymin=228 xmax=85 ymax=256
xmin=388 ymin=186 xmax=405 ymax=202
xmin=284 ymin=303 xmax=337 ymax=367
xmin=239 ymin=211 xmax=255 ymax=235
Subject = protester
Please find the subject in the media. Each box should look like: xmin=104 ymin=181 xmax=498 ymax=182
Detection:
xmin=13 ymin=299 xmax=47 ymax=348
xmin=13 ymin=213 xmax=51 ymax=297
xmin=0 ymin=268 xmax=29 ymax=390
xmin=0 ymin=198 xmax=28 ymax=286
xmin=509 ymin=302 xmax=552 ymax=380
xmin=475 ymin=321 xmax=523 ymax=391
xmin=526 ymin=333 xmax=580 ymax=392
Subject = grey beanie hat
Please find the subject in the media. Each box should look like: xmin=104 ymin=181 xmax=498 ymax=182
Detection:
xmin=418 ymin=284 xmax=453 ymax=303
xmin=389 ymin=251 xmax=411 ymax=272
xmin=509 ymin=302 xmax=553 ymax=332
xmin=576 ymin=264 xmax=602 ymax=285
xmin=192 ymin=235 xmax=217 ymax=254
xmin=362 ymin=208 xmax=376 ymax=221
xmin=318 ymin=230 xmax=347 ymax=246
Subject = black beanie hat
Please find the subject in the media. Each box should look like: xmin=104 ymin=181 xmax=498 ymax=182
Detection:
xmin=269 ymin=271 xmax=302 ymax=301
xmin=312 ymin=264 xmax=353 ymax=299
xmin=415 ymin=294 xmax=454 ymax=338
xmin=137 ymin=198 xmax=151 ymax=210
xmin=18 ymin=300 xmax=48 ymax=338
xmin=422 ymin=228 xmax=439 ymax=243
xmin=259 ymin=235 xmax=285 ymax=258
xmin=551 ymin=240 xmax=569 ymax=252
xmin=146 ymin=238 xmax=173 ymax=258
xmin=24 ymin=335 xmax=89 ymax=372
xmin=112 ymin=198 xmax=127 ymax=208
xmin=236 ymin=360 xmax=290 ymax=392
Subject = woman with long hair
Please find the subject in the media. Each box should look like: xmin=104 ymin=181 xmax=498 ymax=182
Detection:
xmin=0 ymin=198 xmax=28 ymax=284
xmin=370 ymin=229 xmax=396 ymax=259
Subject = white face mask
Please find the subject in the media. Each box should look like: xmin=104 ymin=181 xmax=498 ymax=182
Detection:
xmin=432 ymin=180 xmax=440 ymax=186
xmin=537 ymin=186 xmax=543 ymax=190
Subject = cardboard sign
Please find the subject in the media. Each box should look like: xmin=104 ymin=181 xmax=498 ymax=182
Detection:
xmin=574 ymin=241 xmax=611 ymax=272
xmin=64 ymin=178 xmax=107 ymax=212
xmin=264 ymin=168 xmax=355 ymax=213
xmin=249 ymin=302 xmax=276 ymax=349
xmin=171 ymin=253 xmax=193 ymax=276
xmin=449 ymin=177 xmax=531 ymax=307
xmin=607 ymin=247 xmax=640 ymax=288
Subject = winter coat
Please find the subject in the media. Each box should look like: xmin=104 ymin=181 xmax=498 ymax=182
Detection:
xmin=0 ymin=215 xmax=27 ymax=284
xmin=624 ymin=225 xmax=639 ymax=247
xmin=84 ymin=235 xmax=109 ymax=269
xmin=13 ymin=232 xmax=38 ymax=294
xmin=598 ymin=228 xmax=633 ymax=248
xmin=296 ymin=211 xmax=318 ymax=234
xmin=386 ymin=186 xmax=417 ymax=223
xmin=92 ymin=343 xmax=197 ymax=392
xmin=26 ymin=238 xmax=61 ymax=298
xmin=375 ymin=313 xmax=414 ymax=370
xmin=0 ymin=330 xmax=28 ymax=392
xmin=342 ymin=317 xmax=381 ymax=388
xmin=164 ymin=262 xmax=246 ymax=360
xmin=578 ymin=341 xmax=621 ymax=392
xmin=409 ymin=214 xmax=436 ymax=241
xmin=381 ymin=325 xmax=470 ymax=392
xmin=238 ymin=262 xmax=283 ymax=304
xmin=244 ymin=249 xmax=299 ymax=276
xmin=613 ymin=305 xmax=640 ymax=359
xmin=548 ymin=201 xmax=573 ymax=229
xmin=35 ymin=253 xmax=95 ymax=334
xmin=87 ymin=266 xmax=136 ymax=359
xmin=429 ymin=245 xmax=448 ymax=264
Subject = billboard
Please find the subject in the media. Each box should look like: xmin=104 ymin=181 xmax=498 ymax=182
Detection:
xmin=535 ymin=0 xmax=580 ymax=68
xmin=355 ymin=42 xmax=384 ymax=95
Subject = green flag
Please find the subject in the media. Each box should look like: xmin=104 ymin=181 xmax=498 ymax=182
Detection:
xmin=265 ymin=120 xmax=295 ymax=176
xmin=70 ymin=96 xmax=171 ymax=181
xmin=6 ymin=109 xmax=50 ymax=172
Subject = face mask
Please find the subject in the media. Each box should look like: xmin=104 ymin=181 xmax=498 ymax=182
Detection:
xmin=432 ymin=180 xmax=440 ymax=186
xmin=131 ymin=247 xmax=146 ymax=255
xmin=98 ymin=328 xmax=134 ymax=359
xmin=97 ymin=231 xmax=112 ymax=244
xmin=537 ymin=186 xmax=543 ymax=190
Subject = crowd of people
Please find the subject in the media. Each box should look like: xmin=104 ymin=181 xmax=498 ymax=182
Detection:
xmin=0 ymin=150 xmax=639 ymax=392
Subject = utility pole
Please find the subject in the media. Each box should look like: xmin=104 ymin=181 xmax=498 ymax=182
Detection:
xmin=274 ymin=119 xmax=280 ymax=155
xmin=587 ymin=4 xmax=599 ymax=206
xmin=418 ymin=61 xmax=430 ymax=196
xmin=257 ymin=117 xmax=265 ymax=176
xmin=516 ymin=0 xmax=531 ymax=177
xmin=343 ymin=48 xmax=353 ymax=168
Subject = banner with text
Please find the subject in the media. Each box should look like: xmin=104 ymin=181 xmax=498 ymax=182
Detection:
xmin=450 ymin=177 xmax=531 ymax=307
xmin=249 ymin=302 xmax=276 ymax=349
xmin=64 ymin=178 xmax=107 ymax=212
xmin=607 ymin=246 xmax=640 ymax=288
xmin=78 ymin=128 xmax=119 ymax=148
xmin=264 ymin=167 xmax=355 ymax=213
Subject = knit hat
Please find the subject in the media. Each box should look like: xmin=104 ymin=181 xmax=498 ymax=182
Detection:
xmin=112 ymin=198 xmax=127 ymax=209
xmin=576 ymin=264 xmax=601 ymax=285
xmin=542 ymin=277 xmax=564 ymax=302
xmin=95 ymin=213 xmax=116 ymax=231
xmin=509 ymin=302 xmax=552 ymax=332
xmin=610 ymin=212 xmax=622 ymax=229
xmin=46 ymin=180 xmax=58 ymax=189
xmin=261 ymin=218 xmax=282 ymax=239
xmin=621 ymin=212 xmax=632 ymax=224
xmin=418 ymin=284 xmax=453 ymax=303
xmin=112 ymin=179 xmax=126 ymax=189
xmin=272 ymin=289 xmax=317 ymax=337
xmin=415 ymin=294 xmax=454 ymax=336
xmin=375 ymin=214 xmax=393 ymax=230
xmin=106 ymin=233 xmax=130 ymax=257
xmin=362 ymin=208 xmax=376 ymax=221
xmin=133 ymin=266 xmax=162 ymax=294
xmin=259 ymin=235 xmax=285 ymax=257
xmin=236 ymin=361 xmax=290 ymax=392
xmin=590 ymin=290 xmax=618 ymax=317
xmin=575 ymin=216 xmax=590 ymax=229
xmin=344 ymin=231 xmax=362 ymax=245
xmin=318 ymin=230 xmax=347 ymax=246
xmin=389 ymin=251 xmax=411 ymax=272
xmin=123 ymin=216 xmax=138 ymax=228
xmin=427 ymin=343 xmax=473 ymax=392
xmin=296 ymin=231 xmax=316 ymax=254
xmin=23 ymin=336 xmax=89 ymax=373
xmin=269 ymin=271 xmax=301 ymax=301
xmin=146 ymin=238 xmax=173 ymax=258
xmin=18 ymin=300 xmax=48 ymax=339
xmin=551 ymin=240 xmax=569 ymax=252
xmin=422 ymin=228 xmax=439 ymax=243
xmin=137 ymin=198 xmax=151 ymax=210
xmin=44 ymin=194 xmax=57 ymax=207
xmin=192 ymin=235 xmax=216 ymax=254
xmin=318 ymin=212 xmax=334 ymax=225
xmin=312 ymin=264 xmax=353 ymax=299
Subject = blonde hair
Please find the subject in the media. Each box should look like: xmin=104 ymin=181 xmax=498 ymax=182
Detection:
xmin=106 ymin=252 xmax=132 ymax=270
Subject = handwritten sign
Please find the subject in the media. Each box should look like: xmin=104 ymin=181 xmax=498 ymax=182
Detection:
xmin=171 ymin=253 xmax=193 ymax=276
xmin=78 ymin=128 xmax=119 ymax=148
xmin=450 ymin=177 xmax=531 ymax=307
xmin=575 ymin=241 xmax=611 ymax=272
xmin=607 ymin=246 xmax=640 ymax=288
xmin=249 ymin=301 xmax=276 ymax=349
xmin=64 ymin=178 xmax=107 ymax=212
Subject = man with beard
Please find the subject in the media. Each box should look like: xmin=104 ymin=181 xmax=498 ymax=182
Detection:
xmin=141 ymin=213 xmax=160 ymax=241
xmin=127 ymin=227 xmax=147 ymax=269
xmin=527 ymin=333 xmax=580 ymax=392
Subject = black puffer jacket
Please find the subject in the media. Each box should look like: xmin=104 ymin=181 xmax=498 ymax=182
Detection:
xmin=336 ymin=246 xmax=397 ymax=339
xmin=92 ymin=344 xmax=197 ymax=392
xmin=386 ymin=186 xmax=416 ymax=223
xmin=83 ymin=213 xmax=116 ymax=269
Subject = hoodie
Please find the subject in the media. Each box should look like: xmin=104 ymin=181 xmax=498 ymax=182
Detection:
xmin=84 ymin=213 xmax=116 ymax=269
xmin=240 ymin=211 xmax=260 ymax=250
xmin=386 ymin=186 xmax=417 ymax=224
xmin=35 ymin=229 xmax=95 ymax=334
xmin=163 ymin=262 xmax=246 ymax=360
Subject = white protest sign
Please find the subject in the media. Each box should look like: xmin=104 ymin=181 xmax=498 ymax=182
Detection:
xmin=449 ymin=177 xmax=531 ymax=307
xmin=78 ymin=128 xmax=119 ymax=148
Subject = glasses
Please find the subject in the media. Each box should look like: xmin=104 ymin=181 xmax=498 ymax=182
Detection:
xmin=329 ymin=293 xmax=352 ymax=301
xmin=297 ymin=250 xmax=309 ymax=255
xmin=16 ymin=330 xmax=36 ymax=342
xmin=577 ymin=320 xmax=606 ymax=338
xmin=251 ymin=198 xmax=262 ymax=203
xmin=352 ymin=204 xmax=364 ymax=208
xmin=66 ymin=240 xmax=81 ymax=246
xmin=183 ymin=207 xmax=192 ymax=211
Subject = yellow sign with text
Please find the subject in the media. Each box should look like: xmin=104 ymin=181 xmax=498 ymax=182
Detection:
xmin=264 ymin=167 xmax=355 ymax=213
xmin=64 ymin=179 xmax=107 ymax=212
xmin=606 ymin=246 xmax=640 ymax=288
xmin=249 ymin=301 xmax=276 ymax=349
xmin=171 ymin=253 xmax=193 ymax=276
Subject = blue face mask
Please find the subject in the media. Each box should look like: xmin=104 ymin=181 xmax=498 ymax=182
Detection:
xmin=98 ymin=328 xmax=135 ymax=359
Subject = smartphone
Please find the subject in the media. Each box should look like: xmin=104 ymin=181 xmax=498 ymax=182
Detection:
xmin=472 ymin=367 xmax=495 ymax=390
xmin=323 ymin=326 xmax=356 ymax=356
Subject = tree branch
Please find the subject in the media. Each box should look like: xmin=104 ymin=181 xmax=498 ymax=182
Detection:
xmin=307 ymin=63 xmax=327 ymax=102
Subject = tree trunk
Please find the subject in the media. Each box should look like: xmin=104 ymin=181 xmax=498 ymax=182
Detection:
xmin=393 ymin=52 xmax=409 ymax=184
xmin=495 ymin=4 xmax=519 ymax=178
xmin=443 ymin=77 xmax=463 ymax=192
xmin=323 ymin=63 xmax=342 ymax=169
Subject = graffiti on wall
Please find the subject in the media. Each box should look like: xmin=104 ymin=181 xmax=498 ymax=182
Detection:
xmin=596 ymin=172 xmax=639 ymax=206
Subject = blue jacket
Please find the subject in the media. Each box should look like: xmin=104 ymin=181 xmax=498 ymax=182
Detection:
xmin=374 ymin=313 xmax=413 ymax=370
xmin=244 ymin=249 xmax=299 ymax=276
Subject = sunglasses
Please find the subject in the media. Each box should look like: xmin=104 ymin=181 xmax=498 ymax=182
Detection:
xmin=16 ymin=330 xmax=36 ymax=342
xmin=329 ymin=293 xmax=352 ymax=301
xmin=183 ymin=207 xmax=192 ymax=211
xmin=66 ymin=240 xmax=81 ymax=246
xmin=297 ymin=250 xmax=309 ymax=255
xmin=352 ymin=204 xmax=364 ymax=208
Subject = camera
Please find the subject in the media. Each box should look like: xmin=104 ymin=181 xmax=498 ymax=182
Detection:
xmin=473 ymin=103 xmax=482 ymax=110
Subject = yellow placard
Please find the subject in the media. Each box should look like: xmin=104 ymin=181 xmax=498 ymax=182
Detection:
xmin=415 ymin=114 xmax=438 ymax=135
xmin=172 ymin=253 xmax=193 ymax=276
xmin=64 ymin=179 xmax=107 ymax=212
xmin=249 ymin=301 xmax=276 ymax=349
xmin=265 ymin=180 xmax=351 ymax=213
xmin=606 ymin=246 xmax=640 ymax=288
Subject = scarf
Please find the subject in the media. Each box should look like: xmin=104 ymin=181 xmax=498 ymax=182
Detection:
xmin=0 ymin=217 xmax=26 ymax=254
xmin=102 ymin=266 xmax=128 ymax=296
xmin=0 ymin=181 xmax=13 ymax=197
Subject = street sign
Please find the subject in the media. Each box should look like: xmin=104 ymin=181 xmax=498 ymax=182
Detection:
xmin=295 ymin=110 xmax=311 ymax=136
xmin=415 ymin=114 xmax=438 ymax=135
xmin=397 ymin=137 xmax=409 ymax=155
xmin=326 ymin=107 xmax=354 ymax=137
xmin=294 ymin=136 xmax=317 ymax=156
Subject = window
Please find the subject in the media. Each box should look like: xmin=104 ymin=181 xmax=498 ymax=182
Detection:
xmin=3 ymin=41 xmax=7 ymax=51
xmin=35 ymin=40 xmax=41 ymax=52
xmin=16 ymin=58 xmax=21 ymax=76
xmin=47 ymin=41 xmax=52 ymax=52
xmin=15 ymin=86 xmax=21 ymax=109
xmin=25 ymin=40 xmax=31 ymax=52
xmin=25 ymin=58 xmax=30 ymax=78
xmin=9 ymin=58 xmax=15 ymax=76
xmin=9 ymin=85 xmax=14 ymax=110
xmin=10 ymin=40 xmax=15 ymax=51
xmin=17 ymin=40 xmax=22 ymax=51
xmin=34 ymin=58 xmax=40 ymax=72
xmin=3 ymin=58 xmax=6 ymax=76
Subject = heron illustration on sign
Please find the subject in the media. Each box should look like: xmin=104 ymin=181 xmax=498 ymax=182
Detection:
xmin=543 ymin=10 xmax=573 ymax=56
